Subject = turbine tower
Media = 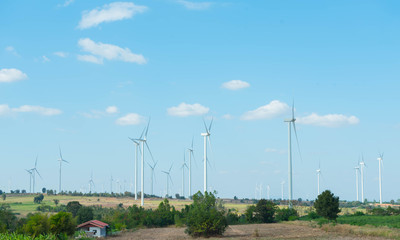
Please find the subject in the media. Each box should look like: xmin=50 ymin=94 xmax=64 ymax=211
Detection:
xmin=187 ymin=138 xmax=195 ymax=197
xmin=134 ymin=119 xmax=155 ymax=206
xmin=316 ymin=162 xmax=321 ymax=196
xmin=377 ymin=153 xmax=384 ymax=204
xmin=57 ymin=147 xmax=69 ymax=193
xmin=360 ymin=156 xmax=366 ymax=203
xmin=147 ymin=161 xmax=157 ymax=196
xmin=129 ymin=137 xmax=141 ymax=200
xmin=162 ymin=164 xmax=173 ymax=198
xmin=25 ymin=169 xmax=33 ymax=193
xmin=88 ymin=172 xmax=95 ymax=193
xmin=30 ymin=156 xmax=42 ymax=193
xmin=354 ymin=163 xmax=360 ymax=201
xmin=110 ymin=175 xmax=114 ymax=193
xmin=284 ymin=103 xmax=301 ymax=208
xmin=201 ymin=119 xmax=213 ymax=193
xmin=181 ymin=152 xmax=188 ymax=197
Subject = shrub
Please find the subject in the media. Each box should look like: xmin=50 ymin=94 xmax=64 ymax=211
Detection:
xmin=185 ymin=191 xmax=228 ymax=238
xmin=33 ymin=195 xmax=44 ymax=204
xmin=77 ymin=207 xmax=94 ymax=224
xmin=245 ymin=205 xmax=256 ymax=223
xmin=49 ymin=211 xmax=76 ymax=237
xmin=66 ymin=201 xmax=82 ymax=217
xmin=275 ymin=208 xmax=299 ymax=222
xmin=314 ymin=190 xmax=340 ymax=221
xmin=254 ymin=199 xmax=277 ymax=223
xmin=0 ymin=204 xmax=17 ymax=233
xmin=22 ymin=213 xmax=49 ymax=237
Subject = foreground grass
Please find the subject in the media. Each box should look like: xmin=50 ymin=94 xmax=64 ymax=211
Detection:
xmin=337 ymin=214 xmax=400 ymax=228
xmin=0 ymin=233 xmax=57 ymax=240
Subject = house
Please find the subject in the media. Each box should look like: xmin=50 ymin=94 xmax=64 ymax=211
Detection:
xmin=77 ymin=220 xmax=109 ymax=238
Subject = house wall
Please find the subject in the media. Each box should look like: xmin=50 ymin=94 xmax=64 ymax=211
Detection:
xmin=89 ymin=227 xmax=103 ymax=237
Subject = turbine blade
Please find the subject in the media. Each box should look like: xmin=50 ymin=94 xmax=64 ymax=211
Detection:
xmin=145 ymin=142 xmax=155 ymax=164
xmin=292 ymin=100 xmax=295 ymax=120
xmin=63 ymin=159 xmax=69 ymax=163
xmin=292 ymin=122 xmax=303 ymax=162
xmin=59 ymin=147 xmax=63 ymax=159
xmin=169 ymin=164 xmax=173 ymax=173
xmin=162 ymin=171 xmax=168 ymax=174
xmin=191 ymin=136 xmax=194 ymax=149
xmin=203 ymin=118 xmax=208 ymax=133
xmin=35 ymin=156 xmax=38 ymax=168
xmin=169 ymin=175 xmax=173 ymax=185
xmin=139 ymin=127 xmax=146 ymax=139
xmin=208 ymin=118 xmax=213 ymax=132
xmin=36 ymin=169 xmax=43 ymax=179
xmin=145 ymin=118 xmax=151 ymax=138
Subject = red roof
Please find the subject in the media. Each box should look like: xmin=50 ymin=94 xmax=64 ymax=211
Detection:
xmin=77 ymin=220 xmax=109 ymax=229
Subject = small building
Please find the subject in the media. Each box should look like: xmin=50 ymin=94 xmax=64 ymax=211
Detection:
xmin=77 ymin=220 xmax=109 ymax=238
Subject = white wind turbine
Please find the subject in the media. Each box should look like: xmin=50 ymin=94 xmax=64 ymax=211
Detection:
xmin=147 ymin=161 xmax=157 ymax=196
xmin=162 ymin=164 xmax=173 ymax=198
xmin=181 ymin=152 xmax=188 ymax=198
xmin=316 ymin=162 xmax=321 ymax=196
xmin=57 ymin=147 xmax=69 ymax=193
xmin=128 ymin=137 xmax=141 ymax=200
xmin=360 ymin=156 xmax=366 ymax=203
xmin=201 ymin=119 xmax=213 ymax=193
xmin=377 ymin=153 xmax=384 ymax=204
xmin=88 ymin=172 xmax=95 ymax=193
xmin=110 ymin=175 xmax=114 ymax=193
xmin=354 ymin=162 xmax=360 ymax=201
xmin=25 ymin=169 xmax=33 ymax=193
xmin=30 ymin=156 xmax=42 ymax=193
xmin=187 ymin=138 xmax=195 ymax=197
xmin=284 ymin=103 xmax=302 ymax=208
xmin=134 ymin=119 xmax=155 ymax=206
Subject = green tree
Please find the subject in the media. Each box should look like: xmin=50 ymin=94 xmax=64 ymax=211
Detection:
xmin=1 ymin=194 xmax=5 ymax=201
xmin=244 ymin=205 xmax=256 ymax=223
xmin=42 ymin=188 xmax=46 ymax=194
xmin=0 ymin=204 xmax=17 ymax=233
xmin=254 ymin=199 xmax=277 ymax=223
xmin=53 ymin=199 xmax=59 ymax=206
xmin=49 ymin=211 xmax=76 ymax=237
xmin=77 ymin=206 xmax=94 ymax=224
xmin=275 ymin=208 xmax=298 ymax=221
xmin=185 ymin=191 xmax=228 ymax=238
xmin=33 ymin=194 xmax=44 ymax=204
xmin=314 ymin=190 xmax=340 ymax=221
xmin=66 ymin=201 xmax=82 ymax=217
xmin=22 ymin=213 xmax=49 ymax=237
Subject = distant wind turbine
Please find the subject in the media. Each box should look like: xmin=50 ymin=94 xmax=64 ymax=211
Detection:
xmin=360 ymin=155 xmax=366 ymax=203
xmin=187 ymin=138 xmax=195 ymax=197
xmin=134 ymin=119 xmax=155 ymax=206
xmin=201 ymin=118 xmax=213 ymax=193
xmin=162 ymin=164 xmax=173 ymax=197
xmin=316 ymin=162 xmax=321 ymax=196
xmin=128 ymin=137 xmax=141 ymax=200
xmin=88 ymin=172 xmax=95 ymax=193
xmin=377 ymin=153 xmax=384 ymax=204
xmin=58 ymin=147 xmax=69 ymax=193
xmin=147 ymin=161 xmax=157 ymax=196
xmin=284 ymin=102 xmax=302 ymax=208
xmin=25 ymin=169 xmax=33 ymax=193
xmin=30 ymin=156 xmax=42 ymax=193
xmin=181 ymin=151 xmax=188 ymax=198
xmin=110 ymin=175 xmax=114 ymax=193
xmin=354 ymin=162 xmax=360 ymax=201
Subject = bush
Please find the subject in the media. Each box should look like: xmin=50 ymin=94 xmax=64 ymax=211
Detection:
xmin=0 ymin=204 xmax=17 ymax=233
xmin=245 ymin=205 xmax=256 ymax=223
xmin=314 ymin=190 xmax=340 ymax=221
xmin=22 ymin=213 xmax=49 ymax=237
xmin=185 ymin=191 xmax=228 ymax=238
xmin=275 ymin=208 xmax=298 ymax=222
xmin=33 ymin=195 xmax=44 ymax=204
xmin=49 ymin=211 xmax=76 ymax=237
xmin=77 ymin=207 xmax=94 ymax=224
xmin=254 ymin=199 xmax=277 ymax=223
xmin=66 ymin=201 xmax=82 ymax=217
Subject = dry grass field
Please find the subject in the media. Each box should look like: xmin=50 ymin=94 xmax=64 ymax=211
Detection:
xmin=110 ymin=222 xmax=393 ymax=240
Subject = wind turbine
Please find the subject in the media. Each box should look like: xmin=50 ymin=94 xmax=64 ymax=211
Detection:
xmin=354 ymin=162 xmax=360 ymax=201
xmin=30 ymin=156 xmax=42 ymax=193
xmin=377 ymin=153 xmax=384 ymax=204
xmin=128 ymin=137 xmax=141 ymax=200
xmin=181 ymin=151 xmax=188 ymax=198
xmin=88 ymin=172 xmax=95 ymax=193
xmin=316 ymin=162 xmax=321 ymax=196
xmin=284 ymin=102 xmax=302 ymax=208
xmin=360 ymin=156 xmax=366 ymax=203
xmin=110 ymin=175 xmax=114 ymax=193
xmin=25 ymin=169 xmax=33 ymax=193
xmin=162 ymin=164 xmax=173 ymax=198
xmin=134 ymin=119 xmax=155 ymax=206
xmin=187 ymin=138 xmax=195 ymax=197
xmin=147 ymin=161 xmax=157 ymax=196
xmin=201 ymin=118 xmax=213 ymax=193
xmin=57 ymin=147 xmax=69 ymax=193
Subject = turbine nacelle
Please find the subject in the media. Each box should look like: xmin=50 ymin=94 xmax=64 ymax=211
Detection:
xmin=201 ymin=133 xmax=209 ymax=137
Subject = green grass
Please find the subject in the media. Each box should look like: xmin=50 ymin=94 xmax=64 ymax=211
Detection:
xmin=0 ymin=233 xmax=57 ymax=240
xmin=337 ymin=214 xmax=400 ymax=228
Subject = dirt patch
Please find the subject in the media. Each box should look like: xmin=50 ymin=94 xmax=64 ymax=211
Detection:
xmin=108 ymin=222 xmax=391 ymax=240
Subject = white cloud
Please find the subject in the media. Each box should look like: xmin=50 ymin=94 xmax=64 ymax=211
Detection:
xmin=78 ymin=2 xmax=147 ymax=29
xmin=241 ymin=100 xmax=290 ymax=120
xmin=167 ymin=102 xmax=209 ymax=117
xmin=176 ymin=0 xmax=213 ymax=10
xmin=5 ymin=46 xmax=18 ymax=56
xmin=62 ymin=0 xmax=74 ymax=7
xmin=0 ymin=104 xmax=61 ymax=116
xmin=265 ymin=148 xmax=278 ymax=153
xmin=297 ymin=113 xmax=360 ymax=127
xmin=222 ymin=114 xmax=233 ymax=120
xmin=77 ymin=54 xmax=103 ymax=64
xmin=42 ymin=56 xmax=50 ymax=62
xmin=106 ymin=106 xmax=118 ymax=114
xmin=222 ymin=80 xmax=250 ymax=90
xmin=54 ymin=52 xmax=68 ymax=58
xmin=78 ymin=38 xmax=146 ymax=64
xmin=116 ymin=113 xmax=144 ymax=125
xmin=0 ymin=68 xmax=28 ymax=83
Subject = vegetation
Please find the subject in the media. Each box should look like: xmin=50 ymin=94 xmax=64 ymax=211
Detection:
xmin=245 ymin=199 xmax=277 ymax=223
xmin=314 ymin=190 xmax=340 ymax=220
xmin=275 ymin=208 xmax=299 ymax=222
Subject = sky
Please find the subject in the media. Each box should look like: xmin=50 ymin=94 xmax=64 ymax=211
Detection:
xmin=1 ymin=0 xmax=400 ymax=202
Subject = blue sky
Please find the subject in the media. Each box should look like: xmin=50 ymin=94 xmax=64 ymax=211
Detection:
xmin=1 ymin=0 xmax=400 ymax=202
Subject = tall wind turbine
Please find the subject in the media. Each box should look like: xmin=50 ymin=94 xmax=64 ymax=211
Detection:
xmin=360 ymin=156 xmax=366 ymax=203
xmin=134 ymin=119 xmax=155 ymax=206
xmin=110 ymin=175 xmax=114 ymax=193
xmin=354 ymin=162 xmax=360 ymax=201
xmin=88 ymin=172 xmax=95 ymax=193
xmin=25 ymin=169 xmax=33 ymax=193
xmin=181 ymin=152 xmax=188 ymax=197
xmin=316 ymin=162 xmax=321 ymax=196
xmin=284 ymin=103 xmax=302 ymax=208
xmin=30 ymin=156 xmax=42 ymax=193
xmin=57 ymin=147 xmax=69 ymax=193
xmin=201 ymin=119 xmax=213 ymax=193
xmin=377 ymin=153 xmax=384 ymax=204
xmin=147 ymin=161 xmax=157 ymax=196
xmin=187 ymin=138 xmax=195 ymax=197
xmin=162 ymin=164 xmax=173 ymax=198
xmin=129 ymin=137 xmax=141 ymax=200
